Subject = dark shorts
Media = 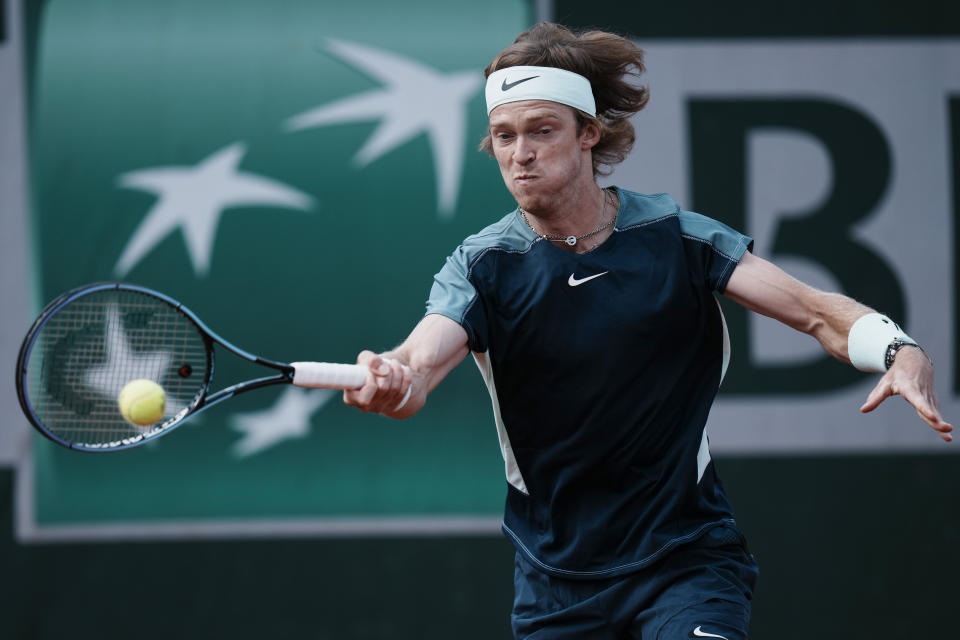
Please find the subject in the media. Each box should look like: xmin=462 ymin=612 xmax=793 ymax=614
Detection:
xmin=511 ymin=525 xmax=759 ymax=640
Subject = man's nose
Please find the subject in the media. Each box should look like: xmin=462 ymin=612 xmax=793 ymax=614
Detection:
xmin=514 ymin=136 xmax=535 ymax=164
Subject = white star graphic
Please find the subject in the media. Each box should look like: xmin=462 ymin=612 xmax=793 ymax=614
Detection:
xmin=229 ymin=386 xmax=336 ymax=459
xmin=114 ymin=142 xmax=314 ymax=277
xmin=285 ymin=39 xmax=483 ymax=218
xmin=83 ymin=302 xmax=172 ymax=399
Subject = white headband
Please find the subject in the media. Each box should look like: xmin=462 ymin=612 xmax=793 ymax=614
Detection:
xmin=485 ymin=65 xmax=596 ymax=116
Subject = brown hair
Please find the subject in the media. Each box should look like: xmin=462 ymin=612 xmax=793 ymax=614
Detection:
xmin=480 ymin=22 xmax=650 ymax=176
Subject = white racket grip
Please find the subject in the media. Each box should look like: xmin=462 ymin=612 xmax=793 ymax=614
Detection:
xmin=290 ymin=362 xmax=368 ymax=389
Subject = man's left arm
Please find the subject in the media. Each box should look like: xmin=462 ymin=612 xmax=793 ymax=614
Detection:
xmin=723 ymin=251 xmax=953 ymax=442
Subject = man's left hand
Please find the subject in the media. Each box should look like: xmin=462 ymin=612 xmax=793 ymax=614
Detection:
xmin=860 ymin=347 xmax=953 ymax=442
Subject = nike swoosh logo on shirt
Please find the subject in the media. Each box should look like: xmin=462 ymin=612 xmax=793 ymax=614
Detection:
xmin=501 ymin=75 xmax=539 ymax=91
xmin=690 ymin=627 xmax=729 ymax=640
xmin=567 ymin=272 xmax=609 ymax=287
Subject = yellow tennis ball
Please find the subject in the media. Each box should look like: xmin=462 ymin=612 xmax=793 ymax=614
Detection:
xmin=117 ymin=379 xmax=166 ymax=426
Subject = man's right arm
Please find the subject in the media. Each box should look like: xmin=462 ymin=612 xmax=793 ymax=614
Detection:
xmin=343 ymin=314 xmax=470 ymax=419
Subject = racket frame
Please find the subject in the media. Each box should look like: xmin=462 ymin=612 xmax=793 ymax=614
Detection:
xmin=16 ymin=282 xmax=298 ymax=452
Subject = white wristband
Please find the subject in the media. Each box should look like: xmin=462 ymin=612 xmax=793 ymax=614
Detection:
xmin=847 ymin=313 xmax=916 ymax=373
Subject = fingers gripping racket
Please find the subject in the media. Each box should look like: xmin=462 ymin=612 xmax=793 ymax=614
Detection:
xmin=15 ymin=283 xmax=371 ymax=452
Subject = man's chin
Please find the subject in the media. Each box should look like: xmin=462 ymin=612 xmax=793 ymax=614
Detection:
xmin=512 ymin=190 xmax=545 ymax=212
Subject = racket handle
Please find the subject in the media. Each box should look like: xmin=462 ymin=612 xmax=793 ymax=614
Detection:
xmin=290 ymin=362 xmax=368 ymax=389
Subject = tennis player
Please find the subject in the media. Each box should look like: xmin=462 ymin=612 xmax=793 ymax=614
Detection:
xmin=345 ymin=23 xmax=952 ymax=639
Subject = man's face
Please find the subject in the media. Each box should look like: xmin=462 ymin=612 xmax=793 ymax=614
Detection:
xmin=487 ymin=100 xmax=598 ymax=213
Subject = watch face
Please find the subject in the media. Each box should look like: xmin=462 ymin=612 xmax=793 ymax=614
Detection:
xmin=885 ymin=338 xmax=920 ymax=370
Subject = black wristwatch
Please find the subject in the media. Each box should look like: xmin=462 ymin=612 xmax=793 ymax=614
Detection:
xmin=884 ymin=338 xmax=922 ymax=370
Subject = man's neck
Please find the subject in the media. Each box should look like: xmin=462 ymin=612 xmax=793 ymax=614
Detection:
xmin=523 ymin=182 xmax=607 ymax=237
xmin=521 ymin=184 xmax=619 ymax=253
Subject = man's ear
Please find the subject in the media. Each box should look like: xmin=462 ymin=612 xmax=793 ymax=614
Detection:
xmin=580 ymin=122 xmax=601 ymax=150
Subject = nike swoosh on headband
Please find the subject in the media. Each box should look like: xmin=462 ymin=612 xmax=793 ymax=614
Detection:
xmin=486 ymin=66 xmax=596 ymax=116
xmin=501 ymin=75 xmax=539 ymax=91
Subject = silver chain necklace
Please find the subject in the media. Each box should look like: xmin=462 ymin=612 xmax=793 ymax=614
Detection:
xmin=520 ymin=189 xmax=614 ymax=247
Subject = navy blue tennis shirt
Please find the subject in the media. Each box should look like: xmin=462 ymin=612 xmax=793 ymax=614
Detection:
xmin=426 ymin=189 xmax=753 ymax=578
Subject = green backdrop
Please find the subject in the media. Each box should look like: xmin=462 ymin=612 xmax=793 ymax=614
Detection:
xmin=27 ymin=0 xmax=526 ymax=530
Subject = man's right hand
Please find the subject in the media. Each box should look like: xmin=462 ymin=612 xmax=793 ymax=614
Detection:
xmin=343 ymin=350 xmax=412 ymax=416
xmin=342 ymin=315 xmax=471 ymax=419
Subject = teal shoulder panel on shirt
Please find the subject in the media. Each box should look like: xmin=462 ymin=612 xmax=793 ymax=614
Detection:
xmin=677 ymin=209 xmax=754 ymax=262
xmin=425 ymin=209 xmax=535 ymax=326
xmin=615 ymin=190 xmax=682 ymax=228
xmin=462 ymin=208 xmax=536 ymax=254
xmin=614 ymin=188 xmax=753 ymax=292
xmin=614 ymin=189 xmax=751 ymax=261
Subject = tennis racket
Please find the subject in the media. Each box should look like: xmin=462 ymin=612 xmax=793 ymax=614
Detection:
xmin=15 ymin=282 xmax=376 ymax=452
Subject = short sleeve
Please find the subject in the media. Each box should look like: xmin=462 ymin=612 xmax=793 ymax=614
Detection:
xmin=678 ymin=211 xmax=754 ymax=292
xmin=425 ymin=245 xmax=489 ymax=352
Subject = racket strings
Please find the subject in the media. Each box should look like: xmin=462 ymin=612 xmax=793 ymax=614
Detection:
xmin=24 ymin=290 xmax=209 ymax=448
